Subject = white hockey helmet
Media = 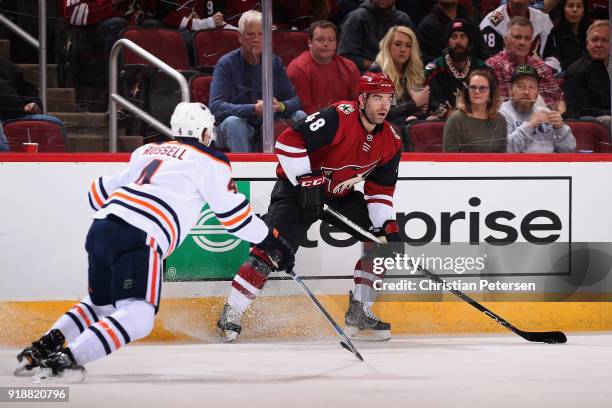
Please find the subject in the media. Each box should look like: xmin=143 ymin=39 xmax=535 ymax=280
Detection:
xmin=170 ymin=102 xmax=216 ymax=145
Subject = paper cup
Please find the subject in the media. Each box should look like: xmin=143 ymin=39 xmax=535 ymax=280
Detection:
xmin=23 ymin=142 xmax=39 ymax=153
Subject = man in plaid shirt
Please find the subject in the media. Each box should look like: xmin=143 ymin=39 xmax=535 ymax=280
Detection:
xmin=486 ymin=16 xmax=564 ymax=111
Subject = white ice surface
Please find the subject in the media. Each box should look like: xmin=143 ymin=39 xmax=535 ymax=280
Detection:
xmin=2 ymin=333 xmax=611 ymax=408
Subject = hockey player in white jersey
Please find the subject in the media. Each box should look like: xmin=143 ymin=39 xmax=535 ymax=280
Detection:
xmin=15 ymin=102 xmax=294 ymax=381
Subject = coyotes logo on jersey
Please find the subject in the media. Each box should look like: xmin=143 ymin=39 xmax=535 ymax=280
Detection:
xmin=321 ymin=161 xmax=378 ymax=195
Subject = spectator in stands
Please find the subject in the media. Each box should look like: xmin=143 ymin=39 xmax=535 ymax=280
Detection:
xmin=287 ymin=21 xmax=360 ymax=115
xmin=543 ymin=0 xmax=588 ymax=72
xmin=0 ymin=57 xmax=65 ymax=128
xmin=501 ymin=64 xmax=575 ymax=152
xmin=443 ymin=69 xmax=507 ymax=152
xmin=58 ymin=0 xmax=159 ymax=108
xmin=338 ymin=0 xmax=414 ymax=72
xmin=425 ymin=18 xmax=488 ymax=119
xmin=480 ymin=0 xmax=557 ymax=71
xmin=369 ymin=26 xmax=429 ymax=128
xmin=486 ymin=17 xmax=564 ymax=110
xmin=209 ymin=10 xmax=305 ymax=152
xmin=417 ymin=0 xmax=485 ymax=64
xmin=563 ymin=20 xmax=610 ymax=129
xmin=159 ymin=0 xmax=237 ymax=31
xmin=0 ymin=125 xmax=9 ymax=152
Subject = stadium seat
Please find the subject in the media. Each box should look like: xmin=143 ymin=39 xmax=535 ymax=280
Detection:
xmin=190 ymin=74 xmax=213 ymax=106
xmin=3 ymin=119 xmax=66 ymax=152
xmin=272 ymin=30 xmax=309 ymax=66
xmin=193 ymin=29 xmax=240 ymax=72
xmin=121 ymin=27 xmax=192 ymax=70
xmin=566 ymin=120 xmax=611 ymax=153
xmin=404 ymin=120 xmax=445 ymax=152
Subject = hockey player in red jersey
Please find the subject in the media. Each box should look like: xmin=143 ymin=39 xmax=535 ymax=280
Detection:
xmin=217 ymin=72 xmax=402 ymax=342
xmin=15 ymin=102 xmax=294 ymax=381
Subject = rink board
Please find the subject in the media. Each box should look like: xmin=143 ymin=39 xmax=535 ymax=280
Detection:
xmin=1 ymin=153 xmax=612 ymax=343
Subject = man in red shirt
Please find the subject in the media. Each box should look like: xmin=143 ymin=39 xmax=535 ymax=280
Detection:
xmin=217 ymin=72 xmax=403 ymax=342
xmin=287 ymin=20 xmax=361 ymax=115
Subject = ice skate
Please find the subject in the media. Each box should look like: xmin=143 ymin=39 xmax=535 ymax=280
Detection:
xmin=344 ymin=291 xmax=391 ymax=341
xmin=32 ymin=348 xmax=86 ymax=383
xmin=217 ymin=303 xmax=242 ymax=342
xmin=15 ymin=329 xmax=65 ymax=376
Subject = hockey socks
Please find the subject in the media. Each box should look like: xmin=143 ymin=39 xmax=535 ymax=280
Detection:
xmin=69 ymin=299 xmax=154 ymax=366
xmin=50 ymin=296 xmax=116 ymax=343
xmin=353 ymin=258 xmax=385 ymax=306
xmin=228 ymin=260 xmax=268 ymax=315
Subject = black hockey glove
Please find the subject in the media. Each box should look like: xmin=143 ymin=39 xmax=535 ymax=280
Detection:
xmin=373 ymin=220 xmax=402 ymax=243
xmin=257 ymin=227 xmax=295 ymax=272
xmin=297 ymin=171 xmax=325 ymax=218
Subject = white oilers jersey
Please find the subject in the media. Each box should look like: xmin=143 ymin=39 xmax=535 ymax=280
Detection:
xmin=480 ymin=5 xmax=553 ymax=59
xmin=88 ymin=139 xmax=268 ymax=258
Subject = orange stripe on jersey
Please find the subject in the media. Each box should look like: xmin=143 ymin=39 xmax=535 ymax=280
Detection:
xmin=110 ymin=192 xmax=177 ymax=251
xmin=148 ymin=237 xmax=159 ymax=304
xmin=98 ymin=320 xmax=121 ymax=349
xmin=73 ymin=304 xmax=91 ymax=327
xmin=220 ymin=205 xmax=252 ymax=227
xmin=90 ymin=181 xmax=104 ymax=207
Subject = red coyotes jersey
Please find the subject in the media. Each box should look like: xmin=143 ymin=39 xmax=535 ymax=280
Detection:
xmin=274 ymin=101 xmax=401 ymax=227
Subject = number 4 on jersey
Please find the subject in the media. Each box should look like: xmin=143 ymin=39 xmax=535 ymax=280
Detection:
xmin=135 ymin=159 xmax=163 ymax=185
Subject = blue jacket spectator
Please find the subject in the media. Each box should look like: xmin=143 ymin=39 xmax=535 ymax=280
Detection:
xmin=209 ymin=10 xmax=305 ymax=152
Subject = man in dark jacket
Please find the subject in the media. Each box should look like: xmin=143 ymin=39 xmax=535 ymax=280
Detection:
xmin=338 ymin=0 xmax=414 ymax=72
xmin=424 ymin=19 xmax=488 ymax=119
xmin=563 ymin=20 xmax=610 ymax=130
xmin=418 ymin=0 xmax=484 ymax=65
xmin=0 ymin=57 xmax=64 ymax=127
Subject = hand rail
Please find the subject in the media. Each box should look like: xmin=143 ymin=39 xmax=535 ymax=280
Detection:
xmin=109 ymin=38 xmax=190 ymax=152
xmin=0 ymin=0 xmax=47 ymax=113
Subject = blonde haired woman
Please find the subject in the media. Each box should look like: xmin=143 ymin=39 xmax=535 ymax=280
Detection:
xmin=369 ymin=25 xmax=430 ymax=128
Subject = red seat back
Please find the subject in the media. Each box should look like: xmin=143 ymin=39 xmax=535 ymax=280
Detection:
xmin=566 ymin=120 xmax=610 ymax=152
xmin=272 ymin=30 xmax=309 ymax=66
xmin=406 ymin=120 xmax=445 ymax=152
xmin=190 ymin=74 xmax=213 ymax=106
xmin=121 ymin=28 xmax=191 ymax=70
xmin=3 ymin=119 xmax=66 ymax=152
xmin=193 ymin=29 xmax=240 ymax=68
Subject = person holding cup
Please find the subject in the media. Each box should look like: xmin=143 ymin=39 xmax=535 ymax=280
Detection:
xmin=369 ymin=25 xmax=429 ymax=128
xmin=500 ymin=64 xmax=576 ymax=153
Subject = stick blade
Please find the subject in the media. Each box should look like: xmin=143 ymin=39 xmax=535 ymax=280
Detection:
xmin=520 ymin=330 xmax=567 ymax=344
xmin=341 ymin=341 xmax=364 ymax=361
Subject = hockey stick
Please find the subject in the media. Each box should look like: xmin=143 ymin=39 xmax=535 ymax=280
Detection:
xmin=286 ymin=269 xmax=364 ymax=361
xmin=323 ymin=205 xmax=568 ymax=344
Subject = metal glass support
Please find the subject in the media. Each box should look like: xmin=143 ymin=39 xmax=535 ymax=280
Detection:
xmin=109 ymin=38 xmax=190 ymax=152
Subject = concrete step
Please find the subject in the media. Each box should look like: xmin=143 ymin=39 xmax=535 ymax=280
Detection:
xmin=0 ymin=39 xmax=9 ymax=60
xmin=66 ymin=134 xmax=143 ymax=153
xmin=17 ymin=63 xmax=59 ymax=88
xmin=49 ymin=112 xmax=108 ymax=128
xmin=47 ymin=88 xmax=76 ymax=112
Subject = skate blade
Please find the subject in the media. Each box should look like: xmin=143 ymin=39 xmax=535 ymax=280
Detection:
xmin=344 ymin=326 xmax=391 ymax=342
xmin=14 ymin=359 xmax=34 ymax=376
xmin=31 ymin=367 xmax=86 ymax=384
xmin=216 ymin=327 xmax=238 ymax=343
